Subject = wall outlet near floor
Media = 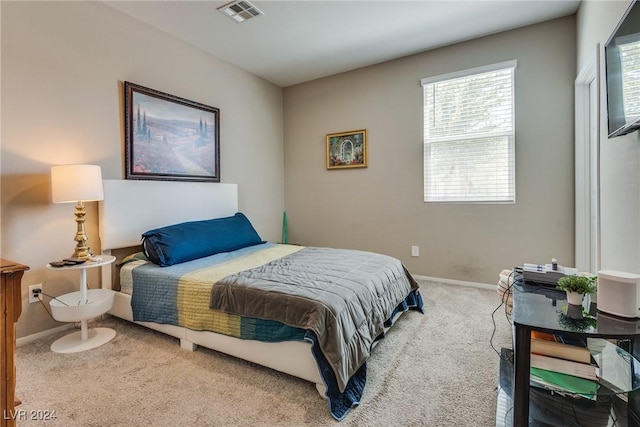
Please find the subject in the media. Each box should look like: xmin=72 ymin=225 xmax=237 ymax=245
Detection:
xmin=411 ymin=246 xmax=420 ymax=257
xmin=29 ymin=284 xmax=43 ymax=303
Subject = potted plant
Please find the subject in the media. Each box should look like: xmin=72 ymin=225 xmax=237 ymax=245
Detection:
xmin=556 ymin=274 xmax=597 ymax=305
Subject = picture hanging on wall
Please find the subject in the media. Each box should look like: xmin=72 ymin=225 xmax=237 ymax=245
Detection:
xmin=123 ymin=81 xmax=220 ymax=182
xmin=326 ymin=129 xmax=367 ymax=169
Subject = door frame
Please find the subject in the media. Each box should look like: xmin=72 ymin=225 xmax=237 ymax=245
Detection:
xmin=574 ymin=44 xmax=600 ymax=274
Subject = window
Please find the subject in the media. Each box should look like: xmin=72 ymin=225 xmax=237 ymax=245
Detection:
xmin=421 ymin=60 xmax=517 ymax=203
xmin=619 ymin=35 xmax=640 ymax=122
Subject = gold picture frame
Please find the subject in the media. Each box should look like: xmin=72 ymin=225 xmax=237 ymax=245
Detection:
xmin=326 ymin=129 xmax=367 ymax=169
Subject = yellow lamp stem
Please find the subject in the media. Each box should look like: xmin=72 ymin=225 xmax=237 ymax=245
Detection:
xmin=72 ymin=200 xmax=92 ymax=259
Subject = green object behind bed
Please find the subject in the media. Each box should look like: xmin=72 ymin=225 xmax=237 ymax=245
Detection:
xmin=282 ymin=211 xmax=288 ymax=244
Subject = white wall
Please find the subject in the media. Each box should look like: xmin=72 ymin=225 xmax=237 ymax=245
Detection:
xmin=283 ymin=17 xmax=577 ymax=284
xmin=1 ymin=1 xmax=284 ymax=337
xmin=577 ymin=0 xmax=640 ymax=274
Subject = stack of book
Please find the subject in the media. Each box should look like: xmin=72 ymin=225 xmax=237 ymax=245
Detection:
xmin=530 ymin=331 xmax=599 ymax=400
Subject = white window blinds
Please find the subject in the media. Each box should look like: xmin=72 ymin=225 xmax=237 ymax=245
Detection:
xmin=620 ymin=38 xmax=640 ymax=122
xmin=422 ymin=60 xmax=517 ymax=203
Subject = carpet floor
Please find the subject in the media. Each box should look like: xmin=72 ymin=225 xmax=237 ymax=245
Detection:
xmin=15 ymin=281 xmax=512 ymax=426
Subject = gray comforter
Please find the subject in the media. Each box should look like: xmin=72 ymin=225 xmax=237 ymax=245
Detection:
xmin=209 ymin=246 xmax=419 ymax=392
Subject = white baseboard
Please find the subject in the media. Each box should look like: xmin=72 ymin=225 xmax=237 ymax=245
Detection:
xmin=16 ymin=323 xmax=74 ymax=347
xmin=414 ymin=275 xmax=495 ymax=291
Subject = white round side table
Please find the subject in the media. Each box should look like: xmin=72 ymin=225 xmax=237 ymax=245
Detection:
xmin=46 ymin=255 xmax=116 ymax=353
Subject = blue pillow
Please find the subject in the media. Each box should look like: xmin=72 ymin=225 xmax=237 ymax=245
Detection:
xmin=141 ymin=212 xmax=264 ymax=267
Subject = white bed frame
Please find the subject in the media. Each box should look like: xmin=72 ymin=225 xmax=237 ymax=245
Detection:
xmin=98 ymin=179 xmax=324 ymax=394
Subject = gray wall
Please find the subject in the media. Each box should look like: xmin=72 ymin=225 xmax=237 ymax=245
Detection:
xmin=1 ymin=1 xmax=285 ymax=337
xmin=577 ymin=0 xmax=640 ymax=275
xmin=283 ymin=16 xmax=577 ymax=284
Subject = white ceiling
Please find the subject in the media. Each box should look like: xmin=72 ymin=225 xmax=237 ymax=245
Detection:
xmin=104 ymin=0 xmax=581 ymax=87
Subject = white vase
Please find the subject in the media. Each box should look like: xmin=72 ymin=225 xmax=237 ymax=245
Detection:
xmin=566 ymin=291 xmax=584 ymax=305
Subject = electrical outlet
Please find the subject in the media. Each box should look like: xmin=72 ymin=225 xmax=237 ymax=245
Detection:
xmin=411 ymin=246 xmax=419 ymax=257
xmin=29 ymin=284 xmax=42 ymax=304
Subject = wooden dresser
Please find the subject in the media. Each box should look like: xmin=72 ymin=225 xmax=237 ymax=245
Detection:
xmin=1 ymin=259 xmax=29 ymax=427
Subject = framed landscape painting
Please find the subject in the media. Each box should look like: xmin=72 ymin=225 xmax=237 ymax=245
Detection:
xmin=124 ymin=81 xmax=220 ymax=182
xmin=326 ymin=129 xmax=367 ymax=169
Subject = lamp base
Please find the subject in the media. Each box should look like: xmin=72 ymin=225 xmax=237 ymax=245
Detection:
xmin=72 ymin=200 xmax=93 ymax=260
xmin=72 ymin=246 xmax=93 ymax=260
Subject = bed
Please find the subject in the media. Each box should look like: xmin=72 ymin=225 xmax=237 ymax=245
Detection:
xmin=98 ymin=179 xmax=423 ymax=420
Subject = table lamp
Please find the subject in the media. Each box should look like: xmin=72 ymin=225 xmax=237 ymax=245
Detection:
xmin=51 ymin=164 xmax=104 ymax=260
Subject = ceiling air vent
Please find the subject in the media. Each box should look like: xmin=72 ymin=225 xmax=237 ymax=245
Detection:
xmin=218 ymin=0 xmax=264 ymax=23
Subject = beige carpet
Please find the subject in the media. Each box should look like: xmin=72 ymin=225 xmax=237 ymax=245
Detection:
xmin=15 ymin=281 xmax=512 ymax=426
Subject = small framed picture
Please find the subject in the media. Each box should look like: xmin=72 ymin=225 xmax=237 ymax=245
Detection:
xmin=326 ymin=129 xmax=367 ymax=169
xmin=123 ymin=81 xmax=220 ymax=182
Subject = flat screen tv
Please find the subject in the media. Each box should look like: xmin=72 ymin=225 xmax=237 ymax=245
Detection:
xmin=605 ymin=0 xmax=640 ymax=138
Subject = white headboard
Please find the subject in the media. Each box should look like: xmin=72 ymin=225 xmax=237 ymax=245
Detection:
xmin=99 ymin=179 xmax=238 ymax=251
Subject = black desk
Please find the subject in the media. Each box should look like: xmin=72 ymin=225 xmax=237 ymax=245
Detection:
xmin=508 ymin=282 xmax=640 ymax=426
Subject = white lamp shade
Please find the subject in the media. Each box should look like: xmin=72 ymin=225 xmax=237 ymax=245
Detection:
xmin=51 ymin=164 xmax=104 ymax=203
